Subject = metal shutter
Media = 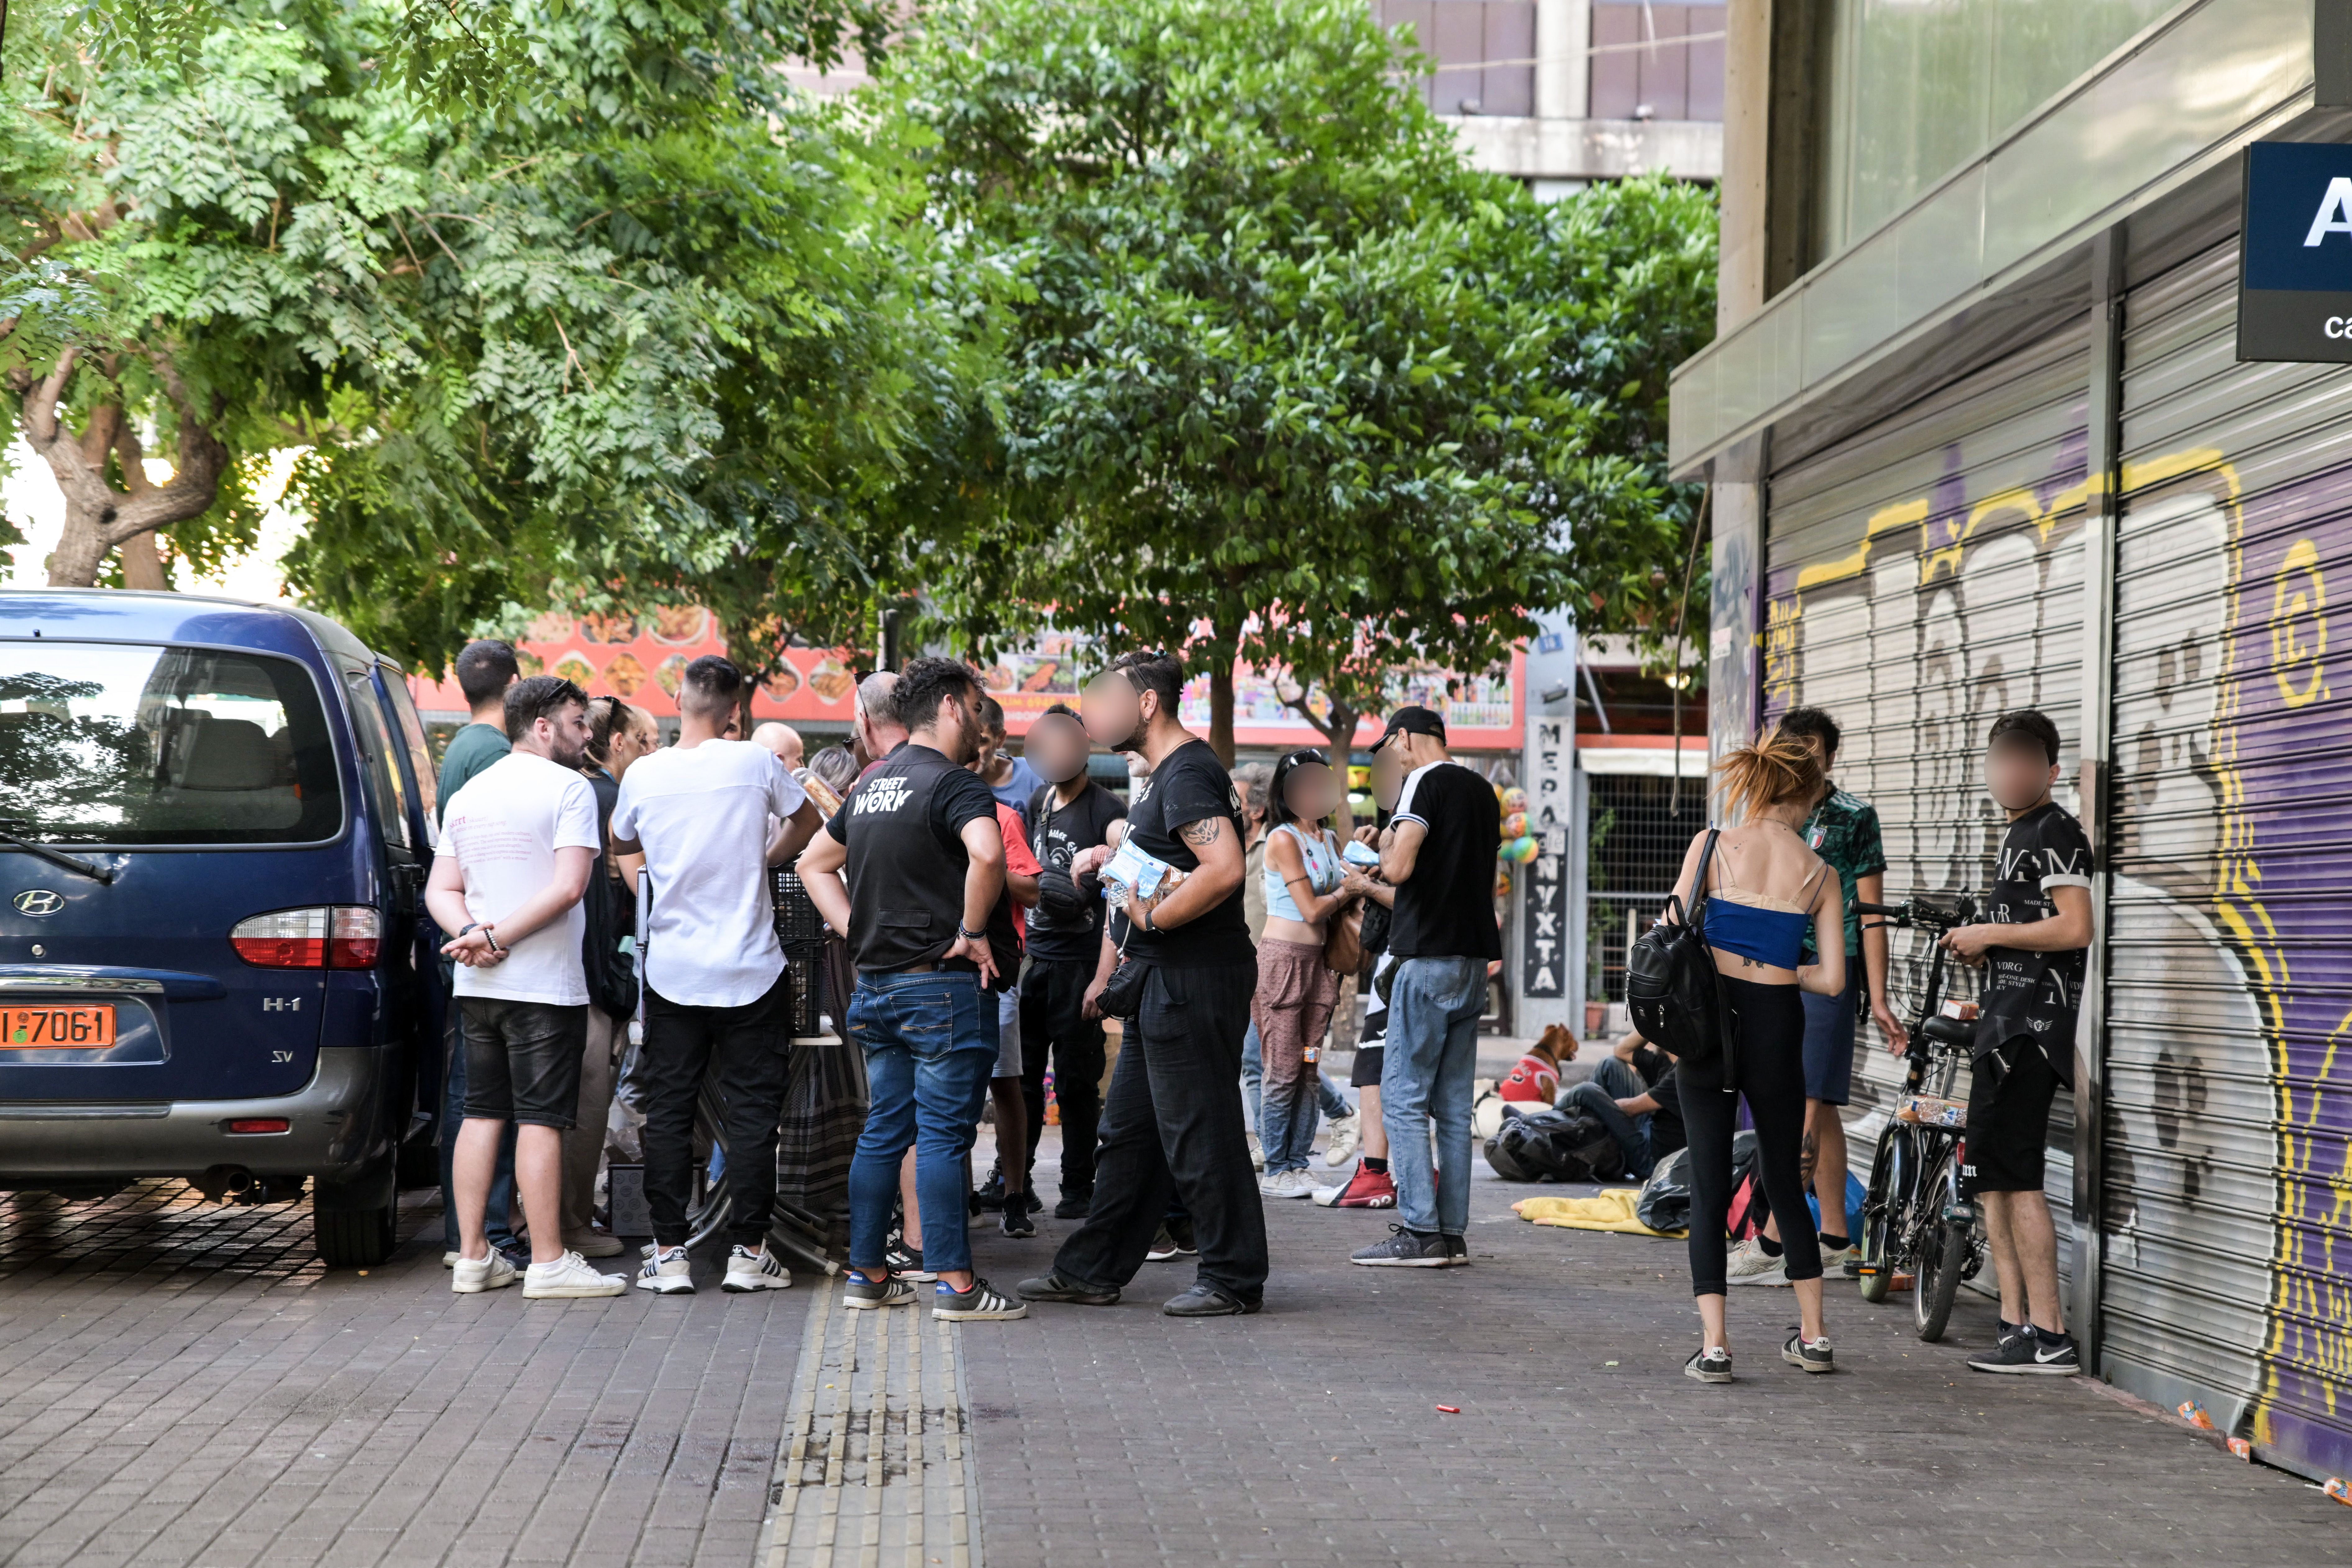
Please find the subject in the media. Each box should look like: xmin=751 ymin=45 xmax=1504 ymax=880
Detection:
xmin=2108 ymin=236 xmax=2352 ymax=1481
xmin=1760 ymin=323 xmax=2093 ymax=1282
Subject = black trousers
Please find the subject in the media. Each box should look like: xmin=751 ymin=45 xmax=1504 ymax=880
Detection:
xmin=1053 ymin=960 xmax=1267 ymax=1304
xmin=1020 ymin=956 xmax=1107 ymax=1195
xmin=1678 ymin=974 xmax=1821 ymax=1296
xmin=641 ymin=971 xmax=793 ymax=1250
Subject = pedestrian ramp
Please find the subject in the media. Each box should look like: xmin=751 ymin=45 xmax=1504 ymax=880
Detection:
xmin=757 ymin=1278 xmax=984 ymax=1568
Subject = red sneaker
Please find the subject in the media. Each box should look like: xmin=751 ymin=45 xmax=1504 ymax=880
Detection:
xmin=1315 ymin=1163 xmax=1397 ymax=1209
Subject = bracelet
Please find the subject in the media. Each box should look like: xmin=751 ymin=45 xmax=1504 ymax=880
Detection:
xmin=483 ymin=925 xmax=505 ymax=954
xmin=956 ymin=924 xmax=981 ymax=942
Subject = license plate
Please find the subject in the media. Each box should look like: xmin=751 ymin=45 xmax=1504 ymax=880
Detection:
xmin=0 ymin=1003 xmax=117 ymax=1049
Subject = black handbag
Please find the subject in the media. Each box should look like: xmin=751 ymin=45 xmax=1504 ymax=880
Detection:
xmin=1625 ymin=829 xmax=1735 ymax=1082
xmin=1095 ymin=957 xmax=1148 ymax=1020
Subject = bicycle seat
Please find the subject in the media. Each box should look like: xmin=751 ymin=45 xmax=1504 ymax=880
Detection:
xmin=1920 ymin=1014 xmax=1975 ymax=1049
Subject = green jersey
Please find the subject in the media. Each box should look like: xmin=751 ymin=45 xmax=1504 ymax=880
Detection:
xmin=1800 ymin=784 xmax=1885 ymax=962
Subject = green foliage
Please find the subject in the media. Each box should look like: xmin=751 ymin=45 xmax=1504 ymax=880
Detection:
xmin=888 ymin=0 xmax=1717 ymax=738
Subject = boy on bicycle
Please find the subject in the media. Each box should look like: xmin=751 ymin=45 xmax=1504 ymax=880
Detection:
xmin=1937 ymin=709 xmax=2092 ymax=1374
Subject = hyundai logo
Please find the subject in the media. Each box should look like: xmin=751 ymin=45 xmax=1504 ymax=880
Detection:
xmin=12 ymin=889 xmax=63 ymax=917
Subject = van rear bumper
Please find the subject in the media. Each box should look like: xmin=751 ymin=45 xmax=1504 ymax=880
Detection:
xmin=0 ymin=1048 xmax=385 ymax=1182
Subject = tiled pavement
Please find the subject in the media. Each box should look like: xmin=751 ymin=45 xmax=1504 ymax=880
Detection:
xmin=6 ymin=1124 xmax=2349 ymax=1567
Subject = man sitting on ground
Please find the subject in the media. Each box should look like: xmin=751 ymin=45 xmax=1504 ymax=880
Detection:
xmin=1560 ymin=1031 xmax=1685 ymax=1182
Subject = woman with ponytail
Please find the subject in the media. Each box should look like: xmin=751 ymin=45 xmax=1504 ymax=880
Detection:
xmin=1664 ymin=728 xmax=1848 ymax=1385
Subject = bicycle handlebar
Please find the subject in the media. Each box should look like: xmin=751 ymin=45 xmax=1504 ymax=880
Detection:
xmin=1855 ymin=894 xmax=1978 ymax=933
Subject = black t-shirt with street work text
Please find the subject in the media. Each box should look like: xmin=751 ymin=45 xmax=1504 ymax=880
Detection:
xmin=826 ymin=743 xmax=1003 ymax=977
xmin=1387 ymin=761 xmax=1503 ymax=961
xmin=1121 ymin=738 xmax=1254 ymax=968
xmin=1975 ymin=800 xmax=2093 ymax=1086
xmin=1024 ymin=779 xmax=1126 ymax=964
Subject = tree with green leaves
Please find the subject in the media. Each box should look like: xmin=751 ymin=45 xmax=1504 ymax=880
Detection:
xmin=891 ymin=0 xmax=1714 ymax=768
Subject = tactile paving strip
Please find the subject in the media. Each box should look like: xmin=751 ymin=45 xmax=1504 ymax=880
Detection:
xmin=756 ymin=1279 xmax=982 ymax=1568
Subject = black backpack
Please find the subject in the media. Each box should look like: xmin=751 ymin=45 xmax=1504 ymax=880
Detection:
xmin=1625 ymin=828 xmax=1734 ymax=1080
xmin=1482 ymin=1105 xmax=1626 ymax=1183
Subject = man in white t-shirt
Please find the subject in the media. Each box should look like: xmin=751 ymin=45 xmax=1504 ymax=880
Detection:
xmin=425 ymin=675 xmax=627 ymax=1300
xmin=612 ymin=656 xmax=825 ymax=1296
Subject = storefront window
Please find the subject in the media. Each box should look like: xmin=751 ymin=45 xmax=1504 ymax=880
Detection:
xmin=1816 ymin=0 xmax=2178 ymax=260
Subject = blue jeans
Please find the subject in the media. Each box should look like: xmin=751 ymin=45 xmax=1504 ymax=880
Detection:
xmin=1379 ymin=956 xmax=1486 ymax=1236
xmin=846 ymin=971 xmax=996 ymax=1277
xmin=440 ymin=1008 xmax=518 ymax=1251
xmin=1565 ymin=1057 xmax=1655 ymax=1179
xmin=1241 ymin=1018 xmax=1351 ymax=1171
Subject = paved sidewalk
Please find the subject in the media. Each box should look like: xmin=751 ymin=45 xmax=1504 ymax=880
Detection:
xmin=960 ymin=1132 xmax=2349 ymax=1567
xmin=0 ymin=1183 xmax=806 ymax=1567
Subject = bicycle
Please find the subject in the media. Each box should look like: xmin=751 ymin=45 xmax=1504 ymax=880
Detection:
xmin=1851 ymin=894 xmax=1987 ymax=1341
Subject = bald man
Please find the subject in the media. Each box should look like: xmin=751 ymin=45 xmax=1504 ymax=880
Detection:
xmin=752 ymin=722 xmax=805 ymax=773
xmin=853 ymin=672 xmax=907 ymax=780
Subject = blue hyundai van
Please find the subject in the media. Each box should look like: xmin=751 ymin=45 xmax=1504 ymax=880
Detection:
xmin=0 ymin=589 xmax=448 ymax=1266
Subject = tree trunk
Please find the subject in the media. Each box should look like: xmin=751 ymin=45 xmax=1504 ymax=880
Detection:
xmin=14 ymin=349 xmax=228 ymax=589
xmin=118 ymin=529 xmax=168 ymax=591
xmin=1320 ymin=700 xmax=1360 ymax=836
xmin=1207 ymin=654 xmax=1236 ymax=766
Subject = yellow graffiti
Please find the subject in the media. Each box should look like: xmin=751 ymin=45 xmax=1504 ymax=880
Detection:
xmin=2269 ymin=537 xmax=2330 ymax=709
xmin=1794 ymin=497 xmax=1927 ymax=591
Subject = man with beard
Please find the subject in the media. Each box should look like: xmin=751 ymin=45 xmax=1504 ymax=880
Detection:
xmin=427 ymin=675 xmax=627 ymax=1300
xmin=797 ymin=657 xmax=1029 ymax=1321
xmin=1015 ymin=704 xmax=1126 ymax=1216
xmin=1017 ymin=651 xmax=1267 ymax=1317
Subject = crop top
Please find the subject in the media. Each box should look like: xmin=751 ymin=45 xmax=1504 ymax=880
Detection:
xmin=1703 ymin=852 xmax=1828 ymax=971
xmin=1264 ymin=823 xmax=1344 ymax=923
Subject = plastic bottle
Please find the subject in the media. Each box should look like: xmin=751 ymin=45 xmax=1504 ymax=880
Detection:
xmin=2322 ymin=1476 xmax=2351 ymax=1506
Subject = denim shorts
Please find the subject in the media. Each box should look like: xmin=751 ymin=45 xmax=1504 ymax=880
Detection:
xmin=461 ymin=998 xmax=589 ymax=1127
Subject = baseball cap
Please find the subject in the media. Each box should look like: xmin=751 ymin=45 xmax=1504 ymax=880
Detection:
xmin=1372 ymin=705 xmax=1447 ymax=752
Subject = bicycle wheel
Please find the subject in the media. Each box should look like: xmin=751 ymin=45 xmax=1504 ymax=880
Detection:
xmin=1857 ymin=1125 xmax=1906 ymax=1305
xmin=1913 ymin=1150 xmax=1968 ymax=1341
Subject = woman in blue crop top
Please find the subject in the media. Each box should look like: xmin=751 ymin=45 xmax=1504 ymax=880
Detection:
xmin=1663 ymin=730 xmax=1848 ymax=1387
xmin=1253 ymin=748 xmax=1369 ymax=1192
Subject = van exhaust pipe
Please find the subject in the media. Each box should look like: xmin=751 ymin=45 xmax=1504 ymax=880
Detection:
xmin=194 ymin=1165 xmax=255 ymax=1202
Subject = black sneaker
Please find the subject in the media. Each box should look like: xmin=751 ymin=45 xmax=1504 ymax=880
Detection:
xmin=1441 ymin=1233 xmax=1470 ymax=1268
xmin=1683 ymin=1346 xmax=1733 ymax=1383
xmin=1001 ymin=1203 xmax=1036 ymax=1239
xmin=1350 ymin=1225 xmax=1450 ymax=1267
xmin=1968 ymin=1331 xmax=2080 ymax=1375
xmin=885 ymin=1240 xmax=935 ymax=1282
xmin=1053 ymin=1190 xmax=1094 ymax=1220
xmin=1016 ymin=1272 xmax=1120 ymax=1305
xmin=972 ymin=1166 xmax=1008 ymax=1212
xmin=934 ymin=1277 xmax=1028 ymax=1321
xmin=1781 ymin=1330 xmax=1834 ymax=1373
xmin=1162 ymin=1283 xmax=1259 ymax=1317
xmin=844 ymin=1271 xmax=917 ymax=1310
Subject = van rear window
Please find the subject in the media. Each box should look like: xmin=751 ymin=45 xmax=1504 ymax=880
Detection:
xmin=0 ymin=642 xmax=343 ymax=845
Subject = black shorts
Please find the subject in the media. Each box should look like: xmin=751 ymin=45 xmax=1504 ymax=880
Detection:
xmin=1963 ymin=1039 xmax=2058 ymax=1195
xmin=1349 ymin=1042 xmax=1384 ymax=1089
xmin=461 ymin=998 xmax=589 ymax=1128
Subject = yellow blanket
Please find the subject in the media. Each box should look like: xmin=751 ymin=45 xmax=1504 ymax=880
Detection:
xmin=1511 ymin=1188 xmax=1685 ymax=1238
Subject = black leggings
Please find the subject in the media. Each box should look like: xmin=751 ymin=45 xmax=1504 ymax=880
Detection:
xmin=1678 ymin=974 xmax=1821 ymax=1296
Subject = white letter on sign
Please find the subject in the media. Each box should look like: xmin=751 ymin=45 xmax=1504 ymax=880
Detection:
xmin=2305 ymin=176 xmax=2352 ymax=246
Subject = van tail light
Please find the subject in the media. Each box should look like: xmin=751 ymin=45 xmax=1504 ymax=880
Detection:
xmin=231 ymin=907 xmax=381 ymax=969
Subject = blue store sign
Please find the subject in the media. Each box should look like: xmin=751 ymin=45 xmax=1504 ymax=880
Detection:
xmin=2239 ymin=140 xmax=2352 ymax=362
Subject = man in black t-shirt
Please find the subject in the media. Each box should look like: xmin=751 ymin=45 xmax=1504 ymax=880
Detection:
xmin=1937 ymin=709 xmax=2092 ymax=1375
xmin=797 ymin=658 xmax=1026 ymax=1323
xmin=1016 ymin=651 xmax=1268 ymax=1317
xmin=1016 ymin=706 xmax=1126 ymax=1216
xmin=1352 ymin=706 xmax=1501 ymax=1269
xmin=1562 ymin=1031 xmax=1684 ymax=1179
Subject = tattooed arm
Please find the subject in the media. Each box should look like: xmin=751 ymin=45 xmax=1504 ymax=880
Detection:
xmin=1130 ymin=814 xmax=1245 ymax=934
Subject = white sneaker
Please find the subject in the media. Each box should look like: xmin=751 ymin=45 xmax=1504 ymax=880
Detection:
xmin=523 ymin=1250 xmax=627 ymax=1298
xmin=1247 ymin=1129 xmax=1267 ymax=1172
xmin=636 ymin=1244 xmax=695 ymax=1294
xmin=443 ymin=1250 xmax=459 ymax=1269
xmin=722 ymin=1244 xmax=792 ymax=1293
xmin=1726 ymin=1238 xmax=1792 ymax=1287
xmin=1817 ymin=1243 xmax=1861 ymax=1279
xmin=1258 ymin=1168 xmax=1316 ymax=1199
xmin=1324 ymin=1111 xmax=1361 ymax=1167
xmin=1310 ymin=1178 xmax=1346 ymax=1207
xmin=450 ymin=1249 xmax=518 ymax=1294
xmin=564 ymin=1227 xmax=626 ymax=1259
